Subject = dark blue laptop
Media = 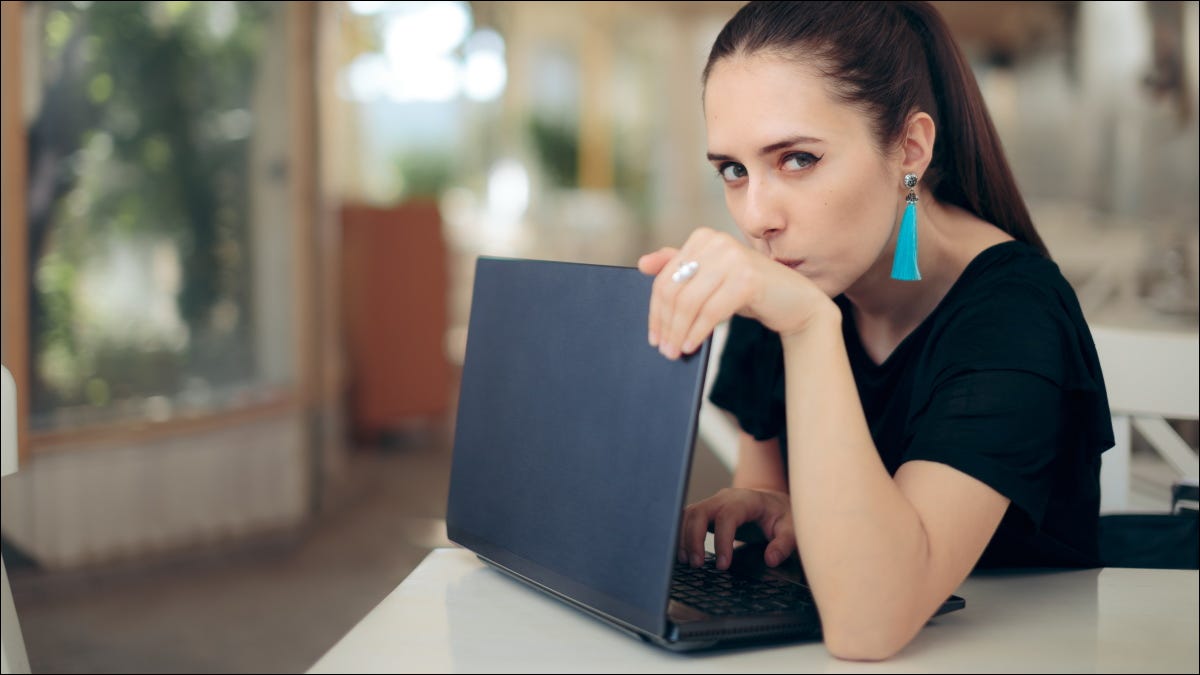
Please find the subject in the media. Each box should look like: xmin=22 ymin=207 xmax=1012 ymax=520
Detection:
xmin=445 ymin=256 xmax=964 ymax=650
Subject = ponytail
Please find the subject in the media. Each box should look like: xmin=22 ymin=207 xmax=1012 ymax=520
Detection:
xmin=898 ymin=2 xmax=1048 ymax=256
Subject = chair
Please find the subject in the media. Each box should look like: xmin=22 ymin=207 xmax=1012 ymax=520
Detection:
xmin=1092 ymin=325 xmax=1199 ymax=514
xmin=2 ymin=365 xmax=32 ymax=674
xmin=1092 ymin=325 xmax=1199 ymax=569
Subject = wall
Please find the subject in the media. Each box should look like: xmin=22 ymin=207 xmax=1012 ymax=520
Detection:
xmin=1 ymin=410 xmax=309 ymax=570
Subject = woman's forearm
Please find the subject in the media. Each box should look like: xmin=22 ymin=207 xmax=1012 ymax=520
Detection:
xmin=780 ymin=307 xmax=932 ymax=658
xmin=732 ymin=434 xmax=788 ymax=492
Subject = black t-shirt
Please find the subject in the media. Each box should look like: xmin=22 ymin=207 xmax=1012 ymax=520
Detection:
xmin=708 ymin=241 xmax=1114 ymax=568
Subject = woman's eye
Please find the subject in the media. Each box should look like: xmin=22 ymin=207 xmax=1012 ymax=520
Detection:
xmin=783 ymin=152 xmax=821 ymax=171
xmin=718 ymin=162 xmax=747 ymax=182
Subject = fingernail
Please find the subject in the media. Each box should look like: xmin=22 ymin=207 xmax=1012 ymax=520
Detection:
xmin=690 ymin=553 xmax=703 ymax=567
xmin=717 ymin=554 xmax=729 ymax=570
xmin=677 ymin=549 xmax=687 ymax=564
xmin=649 ymin=331 xmax=658 ymax=347
xmin=765 ymin=551 xmax=779 ymax=566
xmin=681 ymin=341 xmax=695 ymax=354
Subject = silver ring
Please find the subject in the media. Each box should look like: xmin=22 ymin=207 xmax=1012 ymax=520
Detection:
xmin=671 ymin=260 xmax=699 ymax=283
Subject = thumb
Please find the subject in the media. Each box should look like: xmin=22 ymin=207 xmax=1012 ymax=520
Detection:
xmin=761 ymin=515 xmax=796 ymax=568
xmin=764 ymin=536 xmax=796 ymax=567
xmin=637 ymin=247 xmax=678 ymax=276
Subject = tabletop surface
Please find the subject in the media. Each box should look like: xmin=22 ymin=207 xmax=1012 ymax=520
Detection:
xmin=309 ymin=547 xmax=1199 ymax=674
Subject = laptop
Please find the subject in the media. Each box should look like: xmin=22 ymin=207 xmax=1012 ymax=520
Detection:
xmin=445 ymin=256 xmax=965 ymax=651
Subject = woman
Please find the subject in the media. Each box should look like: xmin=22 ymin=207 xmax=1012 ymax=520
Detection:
xmin=637 ymin=1 xmax=1113 ymax=660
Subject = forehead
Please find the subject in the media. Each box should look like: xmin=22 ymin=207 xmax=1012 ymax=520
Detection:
xmin=703 ymin=54 xmax=871 ymax=153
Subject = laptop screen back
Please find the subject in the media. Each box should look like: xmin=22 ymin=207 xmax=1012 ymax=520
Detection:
xmin=446 ymin=257 xmax=710 ymax=637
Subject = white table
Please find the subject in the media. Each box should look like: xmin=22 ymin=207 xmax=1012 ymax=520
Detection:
xmin=309 ymin=547 xmax=1199 ymax=674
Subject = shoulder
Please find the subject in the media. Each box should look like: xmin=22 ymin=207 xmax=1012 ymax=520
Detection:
xmin=953 ymin=240 xmax=1071 ymax=304
xmin=923 ymin=241 xmax=1101 ymax=388
xmin=937 ymin=241 xmax=1079 ymax=334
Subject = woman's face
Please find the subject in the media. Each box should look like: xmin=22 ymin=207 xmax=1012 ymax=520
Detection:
xmin=704 ymin=54 xmax=902 ymax=297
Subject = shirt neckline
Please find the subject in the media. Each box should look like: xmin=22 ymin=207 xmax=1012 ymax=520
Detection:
xmin=841 ymin=240 xmax=1029 ymax=371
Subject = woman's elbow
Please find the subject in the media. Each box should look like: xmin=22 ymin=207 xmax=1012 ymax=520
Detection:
xmin=822 ymin=618 xmax=921 ymax=662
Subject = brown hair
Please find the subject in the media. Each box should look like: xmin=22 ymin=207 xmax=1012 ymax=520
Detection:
xmin=703 ymin=1 xmax=1049 ymax=256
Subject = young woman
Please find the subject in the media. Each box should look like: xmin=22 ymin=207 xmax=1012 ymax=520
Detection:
xmin=637 ymin=1 xmax=1113 ymax=660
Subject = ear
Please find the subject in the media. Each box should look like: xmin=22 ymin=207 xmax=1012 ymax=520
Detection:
xmin=899 ymin=111 xmax=935 ymax=180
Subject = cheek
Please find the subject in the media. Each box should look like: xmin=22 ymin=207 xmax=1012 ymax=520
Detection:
xmin=817 ymin=186 xmax=888 ymax=255
xmin=810 ymin=178 xmax=898 ymax=288
xmin=837 ymin=169 xmax=897 ymax=241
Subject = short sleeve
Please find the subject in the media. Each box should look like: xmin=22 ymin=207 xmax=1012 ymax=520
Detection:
xmin=905 ymin=369 xmax=1063 ymax=526
xmin=707 ymin=315 xmax=786 ymax=441
xmin=903 ymin=276 xmax=1114 ymax=529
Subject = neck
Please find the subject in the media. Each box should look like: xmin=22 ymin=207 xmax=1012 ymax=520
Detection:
xmin=842 ymin=197 xmax=1010 ymax=364
xmin=844 ymin=197 xmax=959 ymax=331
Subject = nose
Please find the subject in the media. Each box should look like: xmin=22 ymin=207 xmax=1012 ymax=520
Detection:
xmin=740 ymin=175 xmax=787 ymax=241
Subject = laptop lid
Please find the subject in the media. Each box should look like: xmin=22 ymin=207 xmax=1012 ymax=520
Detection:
xmin=446 ymin=256 xmax=711 ymax=639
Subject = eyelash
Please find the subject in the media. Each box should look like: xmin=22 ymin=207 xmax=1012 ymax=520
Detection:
xmin=715 ymin=152 xmax=823 ymax=183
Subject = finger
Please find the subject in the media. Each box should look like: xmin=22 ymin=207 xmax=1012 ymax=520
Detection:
xmin=675 ymin=270 xmax=748 ymax=356
xmin=680 ymin=502 xmax=713 ymax=568
xmin=660 ymin=263 xmax=726 ymax=360
xmin=711 ymin=508 xmax=747 ymax=571
xmin=649 ymin=247 xmax=694 ymax=353
xmin=653 ymin=231 xmax=712 ymax=358
xmin=648 ymin=243 xmax=686 ymax=343
xmin=678 ymin=504 xmax=698 ymax=563
xmin=764 ymin=530 xmax=796 ymax=567
xmin=637 ymin=247 xmax=677 ymax=276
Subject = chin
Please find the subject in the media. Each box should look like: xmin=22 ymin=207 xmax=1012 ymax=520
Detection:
xmin=807 ymin=274 xmax=844 ymax=300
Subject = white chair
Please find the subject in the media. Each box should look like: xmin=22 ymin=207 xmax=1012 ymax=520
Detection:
xmin=2 ymin=365 xmax=31 ymax=674
xmin=1092 ymin=325 xmax=1200 ymax=513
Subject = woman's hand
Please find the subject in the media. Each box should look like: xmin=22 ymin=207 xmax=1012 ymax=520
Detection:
xmin=679 ymin=487 xmax=796 ymax=571
xmin=637 ymin=228 xmax=828 ymax=359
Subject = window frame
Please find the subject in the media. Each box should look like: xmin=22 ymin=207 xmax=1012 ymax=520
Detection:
xmin=0 ymin=1 xmax=325 ymax=459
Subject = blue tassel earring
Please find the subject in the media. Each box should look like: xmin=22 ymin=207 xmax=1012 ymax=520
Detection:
xmin=891 ymin=172 xmax=921 ymax=281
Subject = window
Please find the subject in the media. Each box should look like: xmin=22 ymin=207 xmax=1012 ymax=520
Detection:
xmin=22 ymin=1 xmax=297 ymax=432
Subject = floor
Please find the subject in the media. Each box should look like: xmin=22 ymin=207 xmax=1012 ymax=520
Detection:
xmin=6 ymin=414 xmax=467 ymax=674
xmin=4 ymin=412 xmax=1181 ymax=674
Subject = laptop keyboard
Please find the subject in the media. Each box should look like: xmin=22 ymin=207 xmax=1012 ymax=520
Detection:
xmin=671 ymin=554 xmax=816 ymax=616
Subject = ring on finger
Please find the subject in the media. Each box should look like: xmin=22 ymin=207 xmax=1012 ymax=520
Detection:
xmin=671 ymin=260 xmax=699 ymax=283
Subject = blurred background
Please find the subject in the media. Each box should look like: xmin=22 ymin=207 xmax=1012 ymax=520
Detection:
xmin=0 ymin=1 xmax=1197 ymax=672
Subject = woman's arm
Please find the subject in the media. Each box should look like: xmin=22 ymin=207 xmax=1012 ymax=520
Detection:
xmin=640 ymin=230 xmax=1010 ymax=660
xmin=733 ymin=432 xmax=787 ymax=492
xmin=780 ymin=307 xmax=1009 ymax=661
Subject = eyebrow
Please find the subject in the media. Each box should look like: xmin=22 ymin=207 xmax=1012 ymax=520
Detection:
xmin=706 ymin=135 xmax=824 ymax=163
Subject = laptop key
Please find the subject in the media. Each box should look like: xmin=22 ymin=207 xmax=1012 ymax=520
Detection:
xmin=671 ymin=557 xmax=815 ymax=616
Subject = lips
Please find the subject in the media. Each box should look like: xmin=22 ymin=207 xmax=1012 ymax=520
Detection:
xmin=774 ymin=258 xmax=805 ymax=271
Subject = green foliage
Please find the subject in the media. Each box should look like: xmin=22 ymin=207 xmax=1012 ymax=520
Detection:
xmin=527 ymin=114 xmax=579 ymax=188
xmin=28 ymin=1 xmax=278 ymax=422
xmin=395 ymin=149 xmax=456 ymax=201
